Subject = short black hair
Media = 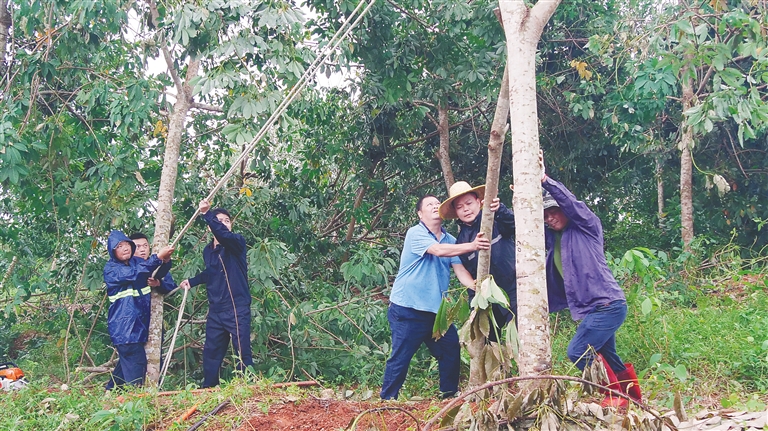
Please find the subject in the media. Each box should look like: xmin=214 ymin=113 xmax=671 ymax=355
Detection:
xmin=209 ymin=208 xmax=231 ymax=219
xmin=416 ymin=194 xmax=438 ymax=212
xmin=129 ymin=232 xmax=148 ymax=241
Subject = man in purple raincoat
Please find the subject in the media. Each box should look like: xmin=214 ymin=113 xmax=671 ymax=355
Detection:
xmin=542 ymin=174 xmax=642 ymax=407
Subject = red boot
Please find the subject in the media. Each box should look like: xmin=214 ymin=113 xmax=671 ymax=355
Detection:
xmin=597 ymin=355 xmax=628 ymax=408
xmin=616 ymin=363 xmax=642 ymax=403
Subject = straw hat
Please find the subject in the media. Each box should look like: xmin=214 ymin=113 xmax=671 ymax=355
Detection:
xmin=439 ymin=181 xmax=486 ymax=220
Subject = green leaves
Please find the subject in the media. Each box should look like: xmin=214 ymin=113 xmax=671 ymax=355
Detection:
xmin=469 ymin=276 xmax=510 ymax=310
xmin=432 ymin=294 xmax=470 ymax=340
xmin=340 ymin=245 xmax=397 ymax=287
xmin=433 ymin=298 xmax=450 ymax=340
xmin=0 ymin=141 xmax=29 ymax=185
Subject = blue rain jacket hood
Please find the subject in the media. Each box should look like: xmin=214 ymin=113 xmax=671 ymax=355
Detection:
xmin=104 ymin=230 xmax=169 ymax=345
xmin=188 ymin=212 xmax=251 ymax=312
xmin=542 ymin=177 xmax=625 ymax=320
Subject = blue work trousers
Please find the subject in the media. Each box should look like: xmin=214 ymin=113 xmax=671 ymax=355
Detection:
xmin=567 ymin=300 xmax=628 ymax=372
xmin=202 ymin=307 xmax=254 ymax=388
xmin=105 ymin=343 xmax=146 ymax=390
xmin=380 ymin=303 xmax=460 ymax=400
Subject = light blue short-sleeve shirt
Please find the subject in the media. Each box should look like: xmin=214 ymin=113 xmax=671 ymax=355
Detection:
xmin=389 ymin=222 xmax=462 ymax=313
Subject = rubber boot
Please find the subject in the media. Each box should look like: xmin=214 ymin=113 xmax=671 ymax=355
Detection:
xmin=616 ymin=363 xmax=642 ymax=403
xmin=597 ymin=355 xmax=628 ymax=408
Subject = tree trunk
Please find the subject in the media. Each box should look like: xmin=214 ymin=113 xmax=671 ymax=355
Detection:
xmin=467 ymin=60 xmax=510 ymax=388
xmin=680 ymin=65 xmax=695 ymax=250
xmin=344 ymin=185 xmax=366 ymax=242
xmin=656 ymin=156 xmax=665 ymax=227
xmin=146 ymin=58 xmax=200 ymax=384
xmin=0 ymin=0 xmax=11 ymax=75
xmin=499 ymin=0 xmax=560 ymax=380
xmin=436 ymin=105 xmax=455 ymax=191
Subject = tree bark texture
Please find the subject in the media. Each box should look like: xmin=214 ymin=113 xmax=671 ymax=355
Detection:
xmin=499 ymin=0 xmax=560 ymax=380
xmin=0 ymin=0 xmax=11 ymax=75
xmin=680 ymin=65 xmax=695 ymax=250
xmin=437 ymin=105 xmax=455 ymax=192
xmin=146 ymin=58 xmax=200 ymax=384
xmin=656 ymin=156 xmax=665 ymax=226
xmin=467 ymin=61 xmax=510 ymax=388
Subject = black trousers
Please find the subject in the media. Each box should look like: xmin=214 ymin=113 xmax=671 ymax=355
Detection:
xmin=105 ymin=343 xmax=146 ymax=390
xmin=202 ymin=307 xmax=254 ymax=388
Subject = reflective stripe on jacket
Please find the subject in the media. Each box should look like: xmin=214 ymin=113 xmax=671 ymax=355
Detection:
xmin=104 ymin=230 xmax=168 ymax=345
xmin=108 ymin=286 xmax=151 ymax=302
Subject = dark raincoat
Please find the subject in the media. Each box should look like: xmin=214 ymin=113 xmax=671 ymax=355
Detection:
xmin=104 ymin=230 xmax=171 ymax=345
xmin=188 ymin=212 xmax=250 ymax=312
xmin=456 ymin=204 xmax=517 ymax=310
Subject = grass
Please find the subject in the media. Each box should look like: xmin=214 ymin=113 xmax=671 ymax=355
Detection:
xmin=550 ymin=282 xmax=768 ymax=411
xmin=0 ymin=374 xmax=270 ymax=431
xmin=4 ymin=262 xmax=768 ymax=429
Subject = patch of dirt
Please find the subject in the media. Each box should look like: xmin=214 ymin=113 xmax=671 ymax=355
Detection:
xmin=204 ymin=396 xmax=439 ymax=431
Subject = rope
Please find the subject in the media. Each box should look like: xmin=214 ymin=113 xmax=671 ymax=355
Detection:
xmin=167 ymin=0 xmax=378 ymax=250
xmin=157 ymin=0 xmax=379 ymax=386
xmin=158 ymin=286 xmax=188 ymax=388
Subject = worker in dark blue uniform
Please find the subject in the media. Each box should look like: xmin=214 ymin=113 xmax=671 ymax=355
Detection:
xmin=103 ymin=230 xmax=174 ymax=389
xmin=179 ymin=200 xmax=253 ymax=388
xmin=439 ymin=181 xmax=517 ymax=339
xmin=129 ymin=232 xmax=177 ymax=295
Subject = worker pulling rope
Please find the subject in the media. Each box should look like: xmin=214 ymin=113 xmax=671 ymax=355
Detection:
xmin=157 ymin=0 xmax=378 ymax=387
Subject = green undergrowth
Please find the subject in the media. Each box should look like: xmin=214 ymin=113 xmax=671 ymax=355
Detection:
xmin=0 ymin=374 xmax=294 ymax=431
xmin=3 ymin=244 xmax=768 ymax=428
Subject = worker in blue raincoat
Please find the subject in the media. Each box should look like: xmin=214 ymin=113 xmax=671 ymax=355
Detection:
xmin=104 ymin=230 xmax=174 ymax=390
xmin=542 ymin=173 xmax=642 ymax=407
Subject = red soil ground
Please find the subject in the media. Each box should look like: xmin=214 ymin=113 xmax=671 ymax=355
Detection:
xmin=202 ymin=395 xmax=441 ymax=431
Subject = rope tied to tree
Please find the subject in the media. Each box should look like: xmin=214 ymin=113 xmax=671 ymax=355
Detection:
xmin=166 ymin=0 xmax=378 ymax=251
xmin=157 ymin=0 xmax=378 ymax=387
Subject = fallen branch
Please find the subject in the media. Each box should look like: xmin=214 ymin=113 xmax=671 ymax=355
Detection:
xmin=76 ymin=366 xmax=112 ymax=374
xmin=422 ymin=375 xmax=675 ymax=431
xmin=272 ymin=380 xmax=319 ymax=389
xmin=79 ymin=292 xmax=107 ymax=368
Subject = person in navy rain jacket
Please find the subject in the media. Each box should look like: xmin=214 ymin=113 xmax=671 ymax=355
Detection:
xmin=129 ymin=232 xmax=177 ymax=295
xmin=104 ymin=230 xmax=174 ymax=389
xmin=179 ymin=200 xmax=253 ymax=388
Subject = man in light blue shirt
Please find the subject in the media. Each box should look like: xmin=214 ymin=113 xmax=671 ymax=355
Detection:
xmin=381 ymin=194 xmax=490 ymax=400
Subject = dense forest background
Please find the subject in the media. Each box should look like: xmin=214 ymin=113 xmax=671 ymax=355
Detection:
xmin=2 ymin=0 xmax=768 ymax=414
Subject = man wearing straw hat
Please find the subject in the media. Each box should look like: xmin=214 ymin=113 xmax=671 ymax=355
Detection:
xmin=380 ymin=194 xmax=491 ymax=400
xmin=439 ymin=181 xmax=517 ymax=339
